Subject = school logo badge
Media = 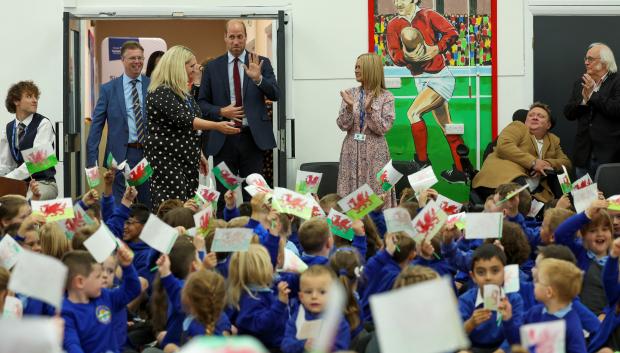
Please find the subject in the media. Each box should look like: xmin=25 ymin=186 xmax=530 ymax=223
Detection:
xmin=95 ymin=305 xmax=111 ymax=324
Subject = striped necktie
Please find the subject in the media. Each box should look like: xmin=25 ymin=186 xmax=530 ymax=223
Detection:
xmin=130 ymin=79 xmax=146 ymax=143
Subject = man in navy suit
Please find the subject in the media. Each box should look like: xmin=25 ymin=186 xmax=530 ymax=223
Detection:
xmin=86 ymin=40 xmax=152 ymax=208
xmin=198 ymin=20 xmax=279 ymax=213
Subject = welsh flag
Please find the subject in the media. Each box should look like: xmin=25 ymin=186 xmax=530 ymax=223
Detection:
xmin=106 ymin=152 xmax=127 ymax=170
xmin=58 ymin=203 xmax=95 ymax=239
xmin=272 ymin=188 xmax=312 ymax=220
xmin=193 ymin=206 xmax=213 ymax=236
xmin=31 ymin=198 xmax=74 ymax=222
xmin=21 ymin=146 xmax=57 ymax=175
xmin=212 ymin=162 xmax=242 ymax=190
xmin=295 ymin=170 xmax=322 ymax=194
xmin=126 ymin=158 xmax=153 ymax=186
xmin=337 ymin=184 xmax=383 ymax=220
xmin=376 ymin=159 xmax=403 ymax=192
xmin=85 ymin=165 xmax=100 ymax=188
xmin=326 ymin=209 xmax=354 ymax=241
xmin=608 ymin=195 xmax=620 ymax=211
xmin=557 ymin=165 xmax=572 ymax=194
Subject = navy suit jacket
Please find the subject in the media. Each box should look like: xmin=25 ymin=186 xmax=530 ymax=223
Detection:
xmin=86 ymin=75 xmax=150 ymax=167
xmin=197 ymin=52 xmax=278 ymax=156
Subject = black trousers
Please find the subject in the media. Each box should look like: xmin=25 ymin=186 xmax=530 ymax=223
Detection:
xmin=213 ymin=129 xmax=265 ymax=217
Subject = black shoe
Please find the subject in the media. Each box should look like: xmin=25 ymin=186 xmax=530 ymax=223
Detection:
xmin=410 ymin=154 xmax=432 ymax=171
xmin=441 ymin=165 xmax=467 ymax=184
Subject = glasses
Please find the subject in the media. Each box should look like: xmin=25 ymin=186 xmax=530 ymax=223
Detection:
xmin=124 ymin=56 xmax=145 ymax=62
xmin=584 ymin=56 xmax=600 ymax=63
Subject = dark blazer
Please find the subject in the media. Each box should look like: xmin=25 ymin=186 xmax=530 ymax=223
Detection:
xmin=564 ymin=72 xmax=620 ymax=168
xmin=197 ymin=52 xmax=279 ymax=156
xmin=86 ymin=75 xmax=150 ymax=167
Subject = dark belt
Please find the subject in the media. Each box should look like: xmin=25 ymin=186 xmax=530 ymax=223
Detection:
xmin=126 ymin=142 xmax=143 ymax=149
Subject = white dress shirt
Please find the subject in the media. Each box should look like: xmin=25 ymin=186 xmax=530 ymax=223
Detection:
xmin=0 ymin=114 xmax=56 ymax=180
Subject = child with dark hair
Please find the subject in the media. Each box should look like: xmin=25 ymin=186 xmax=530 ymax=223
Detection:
xmin=360 ymin=232 xmax=420 ymax=323
xmin=555 ymin=199 xmax=613 ymax=316
xmin=61 ymin=248 xmax=141 ymax=353
xmin=458 ymin=244 xmax=524 ymax=352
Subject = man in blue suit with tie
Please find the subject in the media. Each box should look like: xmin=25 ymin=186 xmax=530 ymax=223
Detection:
xmin=198 ymin=20 xmax=279 ymax=214
xmin=86 ymin=40 xmax=152 ymax=209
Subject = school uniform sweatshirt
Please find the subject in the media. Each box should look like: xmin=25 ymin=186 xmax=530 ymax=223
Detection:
xmin=62 ymin=264 xmax=141 ymax=353
xmin=360 ymin=250 xmax=401 ymax=322
xmin=504 ymin=303 xmax=587 ymax=353
xmin=234 ymin=287 xmax=289 ymax=349
xmin=160 ymin=274 xmax=186 ymax=347
xmin=587 ymin=255 xmax=620 ymax=353
xmin=281 ymin=303 xmax=350 ymax=353
xmin=458 ymin=287 xmax=524 ymax=351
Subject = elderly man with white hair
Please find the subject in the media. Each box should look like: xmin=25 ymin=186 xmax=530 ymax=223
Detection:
xmin=564 ymin=42 xmax=620 ymax=178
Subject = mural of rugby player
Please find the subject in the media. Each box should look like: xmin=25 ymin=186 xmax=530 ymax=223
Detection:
xmin=386 ymin=0 xmax=467 ymax=183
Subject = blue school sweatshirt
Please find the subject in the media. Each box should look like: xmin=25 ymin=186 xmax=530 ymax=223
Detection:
xmin=62 ymin=264 xmax=141 ymax=353
xmin=369 ymin=210 xmax=386 ymax=238
xmin=17 ymin=294 xmax=56 ymax=316
xmin=504 ymin=303 xmax=587 ymax=353
xmin=215 ymin=256 xmax=230 ymax=278
xmin=587 ymin=255 xmax=620 ymax=352
xmin=100 ymin=194 xmax=115 ymax=223
xmin=507 ymin=213 xmax=541 ymax=249
xmin=301 ymin=253 xmax=329 ymax=266
xmin=160 ymin=274 xmax=186 ymax=347
xmin=288 ymin=230 xmax=302 ymax=254
xmin=223 ymin=206 xmax=240 ymax=222
xmin=181 ymin=312 xmax=231 ymax=342
xmin=246 ymin=218 xmax=280 ymax=268
xmin=360 ymin=250 xmax=401 ymax=322
xmin=458 ymin=287 xmax=524 ymax=350
xmin=281 ymin=303 xmax=350 ymax=353
xmin=234 ymin=287 xmax=289 ymax=349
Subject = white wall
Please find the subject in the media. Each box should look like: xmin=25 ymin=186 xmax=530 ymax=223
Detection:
xmin=0 ymin=0 xmax=65 ymax=195
xmin=5 ymin=0 xmax=603 ymax=191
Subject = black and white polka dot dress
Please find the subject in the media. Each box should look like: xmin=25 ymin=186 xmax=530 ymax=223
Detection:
xmin=145 ymin=85 xmax=201 ymax=211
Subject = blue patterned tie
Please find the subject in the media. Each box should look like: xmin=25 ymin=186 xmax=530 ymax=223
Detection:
xmin=130 ymin=79 xmax=146 ymax=143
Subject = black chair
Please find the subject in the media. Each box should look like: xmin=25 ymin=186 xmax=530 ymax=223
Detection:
xmin=299 ymin=162 xmax=340 ymax=198
xmin=595 ymin=163 xmax=620 ymax=197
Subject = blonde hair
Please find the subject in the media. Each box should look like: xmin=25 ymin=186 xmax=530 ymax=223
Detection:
xmin=227 ymin=244 xmax=274 ymax=309
xmin=357 ymin=53 xmax=386 ymax=98
xmin=393 ymin=265 xmax=439 ymax=289
xmin=148 ymin=45 xmax=195 ymax=98
xmin=40 ymin=223 xmax=71 ymax=259
xmin=538 ymin=258 xmax=583 ymax=302
xmin=543 ymin=208 xmax=574 ymax=234
xmin=182 ymin=269 xmax=226 ymax=335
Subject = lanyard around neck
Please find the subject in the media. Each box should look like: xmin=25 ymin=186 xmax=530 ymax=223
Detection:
xmin=359 ymin=88 xmax=366 ymax=129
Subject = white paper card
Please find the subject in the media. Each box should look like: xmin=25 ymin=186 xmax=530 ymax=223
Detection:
xmin=407 ymin=166 xmax=438 ymax=194
xmin=0 ymin=318 xmax=63 ymax=353
xmin=503 ymin=264 xmax=520 ymax=293
xmin=383 ymin=207 xmax=415 ymax=237
xmin=279 ymin=248 xmax=308 ymax=274
xmin=571 ymin=182 xmax=599 ymax=214
xmin=370 ymin=277 xmax=469 ymax=353
xmin=211 ymin=228 xmax=253 ymax=252
xmin=520 ymin=320 xmax=566 ymax=353
xmin=2 ymin=296 xmax=23 ymax=319
xmin=411 ymin=201 xmax=447 ymax=244
xmin=483 ymin=284 xmax=501 ymax=311
xmin=139 ymin=214 xmax=179 ymax=254
xmin=528 ymin=199 xmax=545 ymax=218
xmin=83 ymin=224 xmax=117 ymax=263
xmin=8 ymin=250 xmax=68 ymax=309
xmin=465 ymin=213 xmax=503 ymax=239
xmin=572 ymin=174 xmax=593 ymax=190
xmin=0 ymin=235 xmax=22 ymax=269
xmin=295 ymin=306 xmax=323 ymax=340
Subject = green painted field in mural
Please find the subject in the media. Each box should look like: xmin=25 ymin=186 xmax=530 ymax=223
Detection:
xmin=385 ymin=76 xmax=492 ymax=202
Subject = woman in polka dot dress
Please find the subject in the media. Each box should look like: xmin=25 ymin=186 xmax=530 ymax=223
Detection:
xmin=145 ymin=46 xmax=239 ymax=211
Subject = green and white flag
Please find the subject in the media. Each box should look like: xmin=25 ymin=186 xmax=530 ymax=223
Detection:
xmin=85 ymin=165 xmax=100 ymax=188
xmin=337 ymin=184 xmax=383 ymax=220
xmin=31 ymin=198 xmax=74 ymax=222
xmin=326 ymin=209 xmax=354 ymax=241
xmin=376 ymin=159 xmax=403 ymax=192
xmin=272 ymin=187 xmax=312 ymax=220
xmin=21 ymin=146 xmax=57 ymax=175
xmin=212 ymin=162 xmax=242 ymax=190
xmin=557 ymin=165 xmax=572 ymax=194
xmin=295 ymin=170 xmax=322 ymax=194
xmin=126 ymin=158 xmax=153 ymax=186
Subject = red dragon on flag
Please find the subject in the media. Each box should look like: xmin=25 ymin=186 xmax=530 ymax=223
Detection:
xmin=415 ymin=208 xmax=440 ymax=236
xmin=575 ymin=179 xmax=592 ymax=190
xmin=200 ymin=189 xmax=218 ymax=203
xmin=130 ymin=164 xmax=145 ymax=180
xmin=331 ymin=215 xmax=352 ymax=231
xmin=347 ymin=192 xmax=371 ymax=212
xmin=41 ymin=202 xmax=66 ymax=217
xmin=379 ymin=170 xmax=389 ymax=184
xmin=64 ymin=211 xmax=84 ymax=232
xmin=221 ymin=170 xmax=239 ymax=187
xmin=280 ymin=194 xmax=307 ymax=211
xmin=305 ymin=175 xmax=319 ymax=188
xmin=199 ymin=212 xmax=210 ymax=230
xmin=439 ymin=201 xmax=460 ymax=215
xmin=26 ymin=150 xmax=47 ymax=163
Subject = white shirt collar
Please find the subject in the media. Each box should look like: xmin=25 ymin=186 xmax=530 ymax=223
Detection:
xmin=397 ymin=5 xmax=421 ymax=22
xmin=122 ymin=73 xmax=141 ymax=85
xmin=228 ymin=50 xmax=247 ymax=64
xmin=15 ymin=114 xmax=34 ymax=127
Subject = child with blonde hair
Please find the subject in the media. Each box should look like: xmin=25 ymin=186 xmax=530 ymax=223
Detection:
xmin=39 ymin=222 xmax=71 ymax=259
xmin=281 ymin=265 xmax=350 ymax=353
xmin=227 ymin=244 xmax=290 ymax=351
